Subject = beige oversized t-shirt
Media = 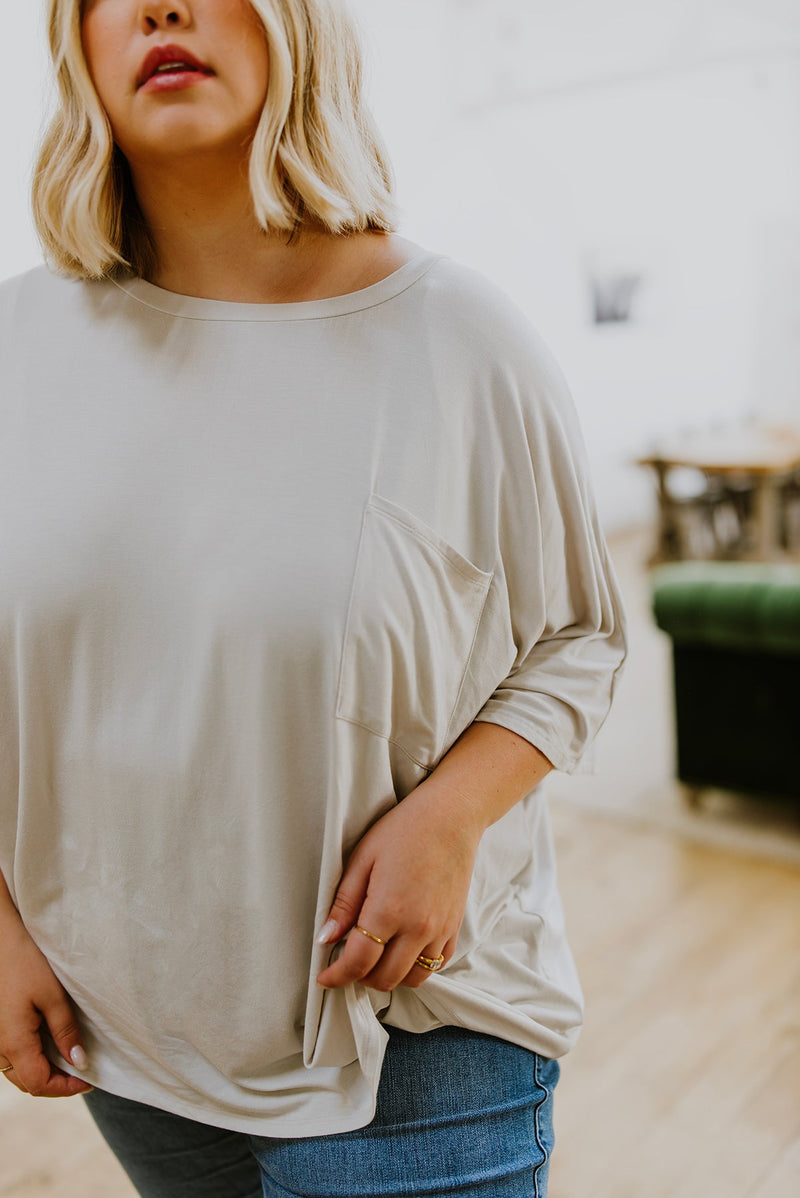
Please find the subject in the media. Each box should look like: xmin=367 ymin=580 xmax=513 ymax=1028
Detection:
xmin=0 ymin=252 xmax=626 ymax=1134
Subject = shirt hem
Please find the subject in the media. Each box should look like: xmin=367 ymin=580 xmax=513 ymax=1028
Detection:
xmin=60 ymin=1061 xmax=382 ymax=1138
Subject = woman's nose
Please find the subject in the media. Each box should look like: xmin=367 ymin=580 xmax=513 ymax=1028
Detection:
xmin=140 ymin=1 xmax=192 ymax=33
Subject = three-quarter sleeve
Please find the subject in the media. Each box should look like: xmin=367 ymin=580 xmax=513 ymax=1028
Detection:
xmin=473 ymin=324 xmax=628 ymax=775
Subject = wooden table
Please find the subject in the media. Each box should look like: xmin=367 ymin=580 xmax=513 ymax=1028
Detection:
xmin=638 ymin=424 xmax=800 ymax=561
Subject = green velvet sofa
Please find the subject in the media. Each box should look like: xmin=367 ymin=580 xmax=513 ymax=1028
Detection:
xmin=652 ymin=562 xmax=800 ymax=802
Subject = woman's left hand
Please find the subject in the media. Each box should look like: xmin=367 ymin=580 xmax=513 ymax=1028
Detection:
xmin=315 ymin=783 xmax=483 ymax=992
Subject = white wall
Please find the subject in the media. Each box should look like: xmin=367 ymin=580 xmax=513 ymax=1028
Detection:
xmin=0 ymin=7 xmax=50 ymax=279
xmin=5 ymin=1 xmax=800 ymax=531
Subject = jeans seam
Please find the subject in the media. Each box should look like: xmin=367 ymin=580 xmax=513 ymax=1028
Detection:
xmin=531 ymin=1054 xmax=547 ymax=1198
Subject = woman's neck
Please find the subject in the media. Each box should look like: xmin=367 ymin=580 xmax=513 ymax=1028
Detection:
xmin=129 ymin=163 xmax=413 ymax=304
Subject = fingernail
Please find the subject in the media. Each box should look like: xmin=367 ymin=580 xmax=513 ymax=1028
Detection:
xmin=70 ymin=1046 xmax=88 ymax=1070
xmin=315 ymin=919 xmax=339 ymax=945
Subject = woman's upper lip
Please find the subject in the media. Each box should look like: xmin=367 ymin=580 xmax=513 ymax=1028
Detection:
xmin=137 ymin=44 xmax=213 ymax=87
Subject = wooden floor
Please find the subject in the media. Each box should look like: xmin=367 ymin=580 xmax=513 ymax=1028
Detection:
xmin=548 ymin=802 xmax=800 ymax=1198
xmin=3 ymin=801 xmax=799 ymax=1197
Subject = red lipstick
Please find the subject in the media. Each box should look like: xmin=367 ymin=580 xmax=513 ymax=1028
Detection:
xmin=137 ymin=44 xmax=213 ymax=92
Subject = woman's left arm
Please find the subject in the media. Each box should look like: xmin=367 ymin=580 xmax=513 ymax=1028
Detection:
xmin=318 ymin=299 xmax=627 ymax=993
xmin=315 ymin=722 xmax=553 ymax=992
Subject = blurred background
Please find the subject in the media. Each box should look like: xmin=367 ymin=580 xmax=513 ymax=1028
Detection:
xmin=2 ymin=2 xmax=799 ymax=1196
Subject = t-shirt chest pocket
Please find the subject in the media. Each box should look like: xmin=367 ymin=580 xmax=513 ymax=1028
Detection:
xmin=336 ymin=494 xmax=494 ymax=772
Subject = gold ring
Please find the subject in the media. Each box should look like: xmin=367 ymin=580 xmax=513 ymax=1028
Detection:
xmin=0 ymin=1065 xmax=13 ymax=1074
xmin=415 ymin=953 xmax=445 ymax=972
xmin=354 ymin=925 xmax=386 ymax=946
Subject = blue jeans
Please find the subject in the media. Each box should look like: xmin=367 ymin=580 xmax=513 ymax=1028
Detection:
xmin=84 ymin=1026 xmax=559 ymax=1197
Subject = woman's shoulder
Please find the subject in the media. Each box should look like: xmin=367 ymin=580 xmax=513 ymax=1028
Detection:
xmin=1 ymin=263 xmax=70 ymax=296
xmin=420 ymin=253 xmax=522 ymax=316
xmin=417 ymin=253 xmax=574 ymax=410
xmin=0 ymin=264 xmax=91 ymax=318
xmin=0 ymin=265 xmax=123 ymax=348
xmin=418 ymin=255 xmax=560 ymax=370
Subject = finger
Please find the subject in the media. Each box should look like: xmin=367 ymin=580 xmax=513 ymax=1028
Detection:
xmin=316 ymin=923 xmax=389 ymax=989
xmin=44 ymin=994 xmax=89 ymax=1075
xmin=389 ymin=932 xmax=456 ymax=991
xmin=7 ymin=1031 xmax=92 ymax=1099
xmin=4 ymin=1056 xmax=92 ymax=1098
xmin=316 ymin=850 xmax=374 ymax=947
xmin=363 ymin=935 xmax=448 ymax=992
xmin=401 ymin=948 xmax=449 ymax=989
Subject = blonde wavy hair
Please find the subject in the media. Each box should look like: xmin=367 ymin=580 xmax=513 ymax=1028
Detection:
xmin=33 ymin=0 xmax=397 ymax=279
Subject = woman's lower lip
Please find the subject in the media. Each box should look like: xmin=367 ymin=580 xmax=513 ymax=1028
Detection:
xmin=140 ymin=71 xmax=212 ymax=94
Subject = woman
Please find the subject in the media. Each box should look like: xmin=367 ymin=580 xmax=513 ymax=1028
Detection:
xmin=0 ymin=1 xmax=626 ymax=1194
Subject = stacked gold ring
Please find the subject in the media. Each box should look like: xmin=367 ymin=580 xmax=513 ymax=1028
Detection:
xmin=0 ymin=1064 xmax=13 ymax=1074
xmin=415 ymin=953 xmax=445 ymax=972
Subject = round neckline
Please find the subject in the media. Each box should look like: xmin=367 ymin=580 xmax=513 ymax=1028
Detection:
xmin=111 ymin=250 xmax=443 ymax=323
